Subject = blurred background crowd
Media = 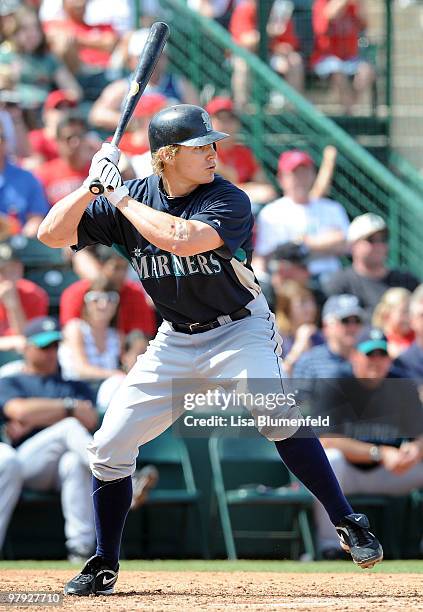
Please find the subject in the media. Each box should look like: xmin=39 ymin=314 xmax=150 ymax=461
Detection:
xmin=1 ymin=0 xmax=423 ymax=562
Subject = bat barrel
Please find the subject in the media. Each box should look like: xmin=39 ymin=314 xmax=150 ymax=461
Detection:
xmin=112 ymin=21 xmax=170 ymax=147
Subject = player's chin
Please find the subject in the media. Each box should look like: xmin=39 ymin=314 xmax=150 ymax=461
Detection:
xmin=201 ymin=170 xmax=215 ymax=183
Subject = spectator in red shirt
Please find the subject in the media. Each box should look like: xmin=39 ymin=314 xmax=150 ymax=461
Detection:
xmin=311 ymin=0 xmax=375 ymax=114
xmin=44 ymin=0 xmax=119 ymax=73
xmin=205 ymin=96 xmax=276 ymax=210
xmin=60 ymin=247 xmax=157 ymax=338
xmin=26 ymin=90 xmax=78 ymax=169
xmin=229 ymin=0 xmax=304 ymax=107
xmin=0 ymin=241 xmax=49 ymax=339
xmin=34 ymin=113 xmax=94 ymax=206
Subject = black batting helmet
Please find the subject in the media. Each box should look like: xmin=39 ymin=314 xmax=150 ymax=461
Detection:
xmin=148 ymin=104 xmax=229 ymax=153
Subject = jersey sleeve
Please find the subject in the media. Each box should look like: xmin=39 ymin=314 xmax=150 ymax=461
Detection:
xmin=189 ymin=187 xmax=253 ymax=259
xmin=72 ymin=196 xmax=119 ymax=251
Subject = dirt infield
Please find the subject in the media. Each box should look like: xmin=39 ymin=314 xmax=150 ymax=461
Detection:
xmin=2 ymin=570 xmax=423 ymax=611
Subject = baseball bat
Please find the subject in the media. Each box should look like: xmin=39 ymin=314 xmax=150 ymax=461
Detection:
xmin=89 ymin=21 xmax=170 ymax=195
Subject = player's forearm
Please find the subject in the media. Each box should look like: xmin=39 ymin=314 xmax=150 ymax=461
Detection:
xmin=37 ymin=187 xmax=93 ymax=248
xmin=115 ymin=196 xmax=203 ymax=256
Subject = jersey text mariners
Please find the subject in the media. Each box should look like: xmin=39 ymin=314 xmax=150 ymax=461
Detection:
xmin=73 ymin=175 xmax=261 ymax=324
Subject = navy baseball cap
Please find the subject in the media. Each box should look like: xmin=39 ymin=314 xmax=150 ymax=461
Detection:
xmin=24 ymin=317 xmax=62 ymax=348
xmin=268 ymin=242 xmax=310 ymax=267
xmin=322 ymin=294 xmax=364 ymax=322
xmin=355 ymin=327 xmax=388 ymax=355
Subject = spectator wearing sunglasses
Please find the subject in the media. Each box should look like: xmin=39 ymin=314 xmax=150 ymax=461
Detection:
xmin=292 ymin=294 xmax=364 ymax=379
xmin=34 ymin=113 xmax=95 ymax=206
xmin=322 ymin=213 xmax=420 ymax=320
xmin=58 ymin=278 xmax=122 ymax=381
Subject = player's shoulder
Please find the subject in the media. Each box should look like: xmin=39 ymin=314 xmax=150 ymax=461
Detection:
xmin=202 ymin=175 xmax=251 ymax=208
xmin=124 ymin=175 xmax=158 ymax=200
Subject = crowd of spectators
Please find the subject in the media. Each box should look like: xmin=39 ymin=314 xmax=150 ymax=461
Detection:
xmin=0 ymin=0 xmax=421 ymax=563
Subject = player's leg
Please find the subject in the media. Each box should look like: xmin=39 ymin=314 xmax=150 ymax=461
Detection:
xmin=202 ymin=309 xmax=382 ymax=567
xmin=65 ymin=324 xmax=195 ymax=595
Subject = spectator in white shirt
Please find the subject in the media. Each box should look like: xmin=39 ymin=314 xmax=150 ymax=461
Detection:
xmin=254 ymin=149 xmax=349 ymax=280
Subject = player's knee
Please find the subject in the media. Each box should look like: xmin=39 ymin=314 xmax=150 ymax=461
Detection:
xmin=87 ymin=438 xmax=136 ymax=481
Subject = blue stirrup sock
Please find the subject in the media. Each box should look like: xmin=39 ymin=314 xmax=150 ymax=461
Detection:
xmin=92 ymin=475 xmax=133 ymax=569
xmin=274 ymin=425 xmax=352 ymax=525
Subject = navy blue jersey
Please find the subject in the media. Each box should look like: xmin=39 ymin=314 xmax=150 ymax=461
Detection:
xmin=73 ymin=174 xmax=261 ymax=324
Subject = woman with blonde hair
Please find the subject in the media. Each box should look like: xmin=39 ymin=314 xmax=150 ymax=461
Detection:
xmin=372 ymin=287 xmax=414 ymax=358
xmin=275 ymin=280 xmax=323 ymax=374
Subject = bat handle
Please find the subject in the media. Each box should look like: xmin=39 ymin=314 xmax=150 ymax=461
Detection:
xmin=89 ymin=179 xmax=105 ymax=195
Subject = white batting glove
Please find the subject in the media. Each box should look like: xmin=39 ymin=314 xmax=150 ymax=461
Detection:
xmin=90 ymin=142 xmax=120 ymax=168
xmin=83 ymin=159 xmax=129 ymax=205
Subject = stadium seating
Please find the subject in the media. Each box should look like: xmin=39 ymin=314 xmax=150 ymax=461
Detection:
xmin=209 ymin=430 xmax=315 ymax=560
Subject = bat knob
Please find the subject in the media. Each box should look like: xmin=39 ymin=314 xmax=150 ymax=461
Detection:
xmin=89 ymin=179 xmax=104 ymax=195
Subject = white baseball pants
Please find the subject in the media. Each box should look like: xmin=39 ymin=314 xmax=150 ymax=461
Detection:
xmin=89 ymin=294 xmax=302 ymax=481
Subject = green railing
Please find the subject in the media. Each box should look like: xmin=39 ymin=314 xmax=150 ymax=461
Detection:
xmin=158 ymin=0 xmax=422 ymax=276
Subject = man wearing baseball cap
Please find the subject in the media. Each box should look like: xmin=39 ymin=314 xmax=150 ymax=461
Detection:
xmin=323 ymin=212 xmax=419 ymax=319
xmin=255 ymin=148 xmax=349 ymax=279
xmin=0 ymin=316 xmax=98 ymax=561
xmin=293 ymin=294 xmax=364 ymax=379
xmin=311 ymin=325 xmax=423 ymax=558
xmin=28 ymin=90 xmax=78 ymax=165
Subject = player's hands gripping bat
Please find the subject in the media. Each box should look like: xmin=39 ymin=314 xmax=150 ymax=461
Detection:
xmin=88 ymin=21 xmax=170 ymax=195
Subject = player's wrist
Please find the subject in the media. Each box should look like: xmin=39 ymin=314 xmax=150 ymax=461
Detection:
xmin=106 ymin=184 xmax=130 ymax=207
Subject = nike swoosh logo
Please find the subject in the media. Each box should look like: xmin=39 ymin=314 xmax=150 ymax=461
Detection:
xmin=102 ymin=574 xmax=116 ymax=586
xmin=353 ymin=517 xmax=362 ymax=522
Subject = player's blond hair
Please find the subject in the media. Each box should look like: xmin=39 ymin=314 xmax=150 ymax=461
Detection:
xmin=151 ymin=145 xmax=180 ymax=175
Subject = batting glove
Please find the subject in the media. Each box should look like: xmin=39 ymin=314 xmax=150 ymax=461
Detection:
xmin=90 ymin=142 xmax=120 ymax=168
xmin=83 ymin=159 xmax=129 ymax=205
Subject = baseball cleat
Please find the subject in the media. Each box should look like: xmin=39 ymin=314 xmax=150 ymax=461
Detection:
xmin=336 ymin=513 xmax=383 ymax=569
xmin=64 ymin=554 xmax=119 ymax=596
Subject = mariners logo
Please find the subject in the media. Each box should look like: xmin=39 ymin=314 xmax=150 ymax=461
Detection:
xmin=131 ymin=250 xmax=222 ymax=280
xmin=201 ymin=112 xmax=212 ymax=132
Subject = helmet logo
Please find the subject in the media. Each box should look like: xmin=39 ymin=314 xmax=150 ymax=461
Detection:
xmin=201 ymin=112 xmax=212 ymax=132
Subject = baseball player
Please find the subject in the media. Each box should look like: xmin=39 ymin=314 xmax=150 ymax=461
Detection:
xmin=38 ymin=104 xmax=382 ymax=596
